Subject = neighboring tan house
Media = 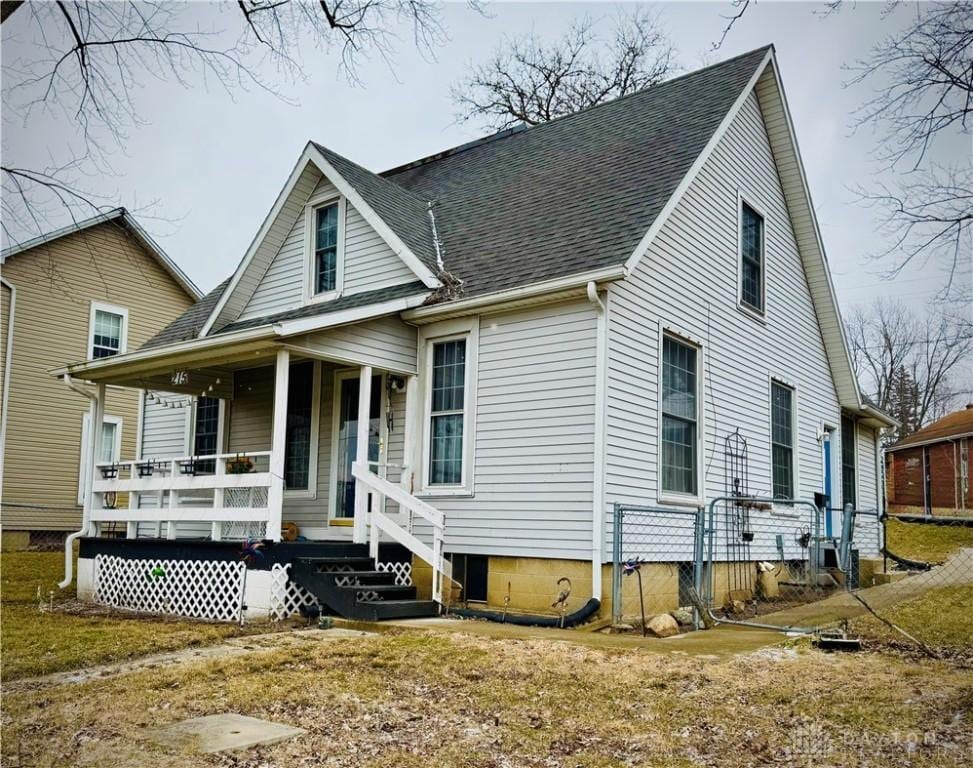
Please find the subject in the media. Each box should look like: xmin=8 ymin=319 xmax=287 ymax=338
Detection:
xmin=886 ymin=405 xmax=973 ymax=518
xmin=57 ymin=46 xmax=894 ymax=623
xmin=0 ymin=209 xmax=200 ymax=548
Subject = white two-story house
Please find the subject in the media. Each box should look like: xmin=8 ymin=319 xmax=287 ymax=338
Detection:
xmin=56 ymin=45 xmax=894 ymax=623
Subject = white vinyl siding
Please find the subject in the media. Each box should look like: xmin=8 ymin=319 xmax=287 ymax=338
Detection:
xmin=287 ymin=315 xmax=418 ymax=375
xmin=237 ymin=175 xmax=418 ymax=322
xmin=606 ymin=90 xmax=842 ymax=534
xmin=427 ymin=300 xmax=598 ymax=560
xmin=140 ymin=393 xmax=191 ymax=459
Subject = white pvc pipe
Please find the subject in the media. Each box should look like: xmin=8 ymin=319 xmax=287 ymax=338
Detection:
xmin=586 ymin=281 xmax=607 ymax=603
xmin=59 ymin=375 xmax=101 ymax=589
xmin=0 ymin=277 xmax=16 ymax=503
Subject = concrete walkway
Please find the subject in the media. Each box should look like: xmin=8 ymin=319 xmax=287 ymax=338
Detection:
xmin=755 ymin=547 xmax=973 ymax=629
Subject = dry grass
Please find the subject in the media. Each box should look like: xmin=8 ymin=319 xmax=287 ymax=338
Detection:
xmin=2 ymin=629 xmax=972 ymax=767
xmin=1 ymin=552 xmax=277 ymax=682
xmin=885 ymin=518 xmax=973 ymax=564
xmin=851 ymin=583 xmax=973 ymax=655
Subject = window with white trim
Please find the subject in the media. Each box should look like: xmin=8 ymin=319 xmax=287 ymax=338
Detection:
xmin=770 ymin=381 xmax=794 ymax=499
xmin=429 ymin=339 xmax=466 ymax=485
xmin=841 ymin=415 xmax=856 ymax=509
xmin=284 ymin=361 xmax=315 ymax=491
xmin=88 ymin=302 xmax=128 ymax=359
xmin=661 ymin=334 xmax=698 ymax=496
xmin=313 ymin=202 xmax=339 ymax=294
xmin=78 ymin=414 xmax=122 ymax=503
xmin=740 ymin=201 xmax=764 ymax=313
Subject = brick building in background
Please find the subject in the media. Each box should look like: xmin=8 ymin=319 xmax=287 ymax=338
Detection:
xmin=886 ymin=405 xmax=973 ymax=518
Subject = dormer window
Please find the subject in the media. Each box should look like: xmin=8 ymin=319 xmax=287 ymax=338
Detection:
xmin=304 ymin=195 xmax=345 ymax=303
xmin=315 ymin=203 xmax=339 ymax=293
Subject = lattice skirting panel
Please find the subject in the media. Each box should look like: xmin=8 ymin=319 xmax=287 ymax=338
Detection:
xmin=377 ymin=561 xmax=413 ymax=586
xmin=93 ymin=555 xmax=246 ymax=622
xmin=269 ymin=564 xmax=320 ymax=621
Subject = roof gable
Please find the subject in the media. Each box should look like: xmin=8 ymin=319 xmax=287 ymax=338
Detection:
xmin=199 ymin=144 xmax=439 ymax=336
xmin=1 ymin=208 xmax=200 ymax=300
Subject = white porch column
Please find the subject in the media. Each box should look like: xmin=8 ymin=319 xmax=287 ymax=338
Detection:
xmin=401 ymin=375 xmax=419 ymax=495
xmin=267 ymin=349 xmax=290 ymax=542
xmin=353 ymin=365 xmax=373 ymax=544
xmin=89 ymin=383 xmax=107 ymax=538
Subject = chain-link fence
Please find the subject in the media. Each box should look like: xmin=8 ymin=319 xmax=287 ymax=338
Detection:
xmin=612 ymin=498 xmax=973 ymax=656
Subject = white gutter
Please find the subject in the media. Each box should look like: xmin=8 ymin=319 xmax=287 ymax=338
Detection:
xmin=587 ymin=281 xmax=608 ymax=603
xmin=59 ymin=375 xmax=104 ymax=589
xmin=0 ymin=278 xmax=15 ymax=504
xmin=404 ymin=265 xmax=626 ymax=323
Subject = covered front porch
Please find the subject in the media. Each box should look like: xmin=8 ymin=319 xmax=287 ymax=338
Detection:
xmin=65 ymin=315 xmax=452 ymax=608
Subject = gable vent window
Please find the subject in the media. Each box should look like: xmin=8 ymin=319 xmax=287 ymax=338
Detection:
xmin=88 ymin=303 xmax=128 ymax=360
xmin=661 ymin=334 xmax=698 ymax=497
xmin=740 ymin=201 xmax=765 ymax=313
xmin=314 ymin=203 xmax=339 ymax=294
xmin=770 ymin=381 xmax=794 ymax=499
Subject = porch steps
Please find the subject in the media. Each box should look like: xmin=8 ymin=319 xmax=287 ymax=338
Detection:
xmin=290 ymin=548 xmax=438 ymax=621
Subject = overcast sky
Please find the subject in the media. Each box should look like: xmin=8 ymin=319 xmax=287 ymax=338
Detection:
xmin=1 ymin=1 xmax=964 ymax=313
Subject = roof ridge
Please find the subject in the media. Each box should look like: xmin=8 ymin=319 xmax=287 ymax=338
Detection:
xmin=381 ymin=44 xmax=774 ymax=179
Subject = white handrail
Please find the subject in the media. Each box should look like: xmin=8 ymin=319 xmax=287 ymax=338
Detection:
xmin=352 ymin=461 xmax=453 ymax=605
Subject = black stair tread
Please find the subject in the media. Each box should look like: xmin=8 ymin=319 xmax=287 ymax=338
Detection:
xmin=366 ymin=600 xmax=439 ymax=619
xmin=297 ymin=556 xmax=375 ymax=570
xmin=336 ymin=583 xmax=413 ymax=592
xmin=338 ymin=570 xmax=400 ymax=584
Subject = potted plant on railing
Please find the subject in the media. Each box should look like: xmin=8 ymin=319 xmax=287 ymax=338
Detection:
xmin=225 ymin=454 xmax=254 ymax=474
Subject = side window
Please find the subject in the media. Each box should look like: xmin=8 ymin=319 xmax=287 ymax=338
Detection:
xmin=284 ymin=361 xmax=315 ymax=491
xmin=740 ymin=201 xmax=765 ymax=314
xmin=193 ymin=396 xmax=220 ymax=473
xmin=661 ymin=334 xmax=699 ymax=497
xmin=78 ymin=414 xmax=122 ymax=503
xmin=89 ymin=302 xmax=128 ymax=359
xmin=428 ymin=338 xmax=467 ymax=486
xmin=770 ymin=381 xmax=794 ymax=499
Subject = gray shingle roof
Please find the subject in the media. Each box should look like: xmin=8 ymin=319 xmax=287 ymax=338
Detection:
xmin=217 ymin=281 xmax=429 ymax=333
xmin=141 ymin=278 xmax=231 ymax=349
xmin=382 ymin=46 xmax=769 ymax=298
xmin=312 ymin=143 xmax=440 ymax=275
xmin=139 ymin=47 xmax=769 ymax=353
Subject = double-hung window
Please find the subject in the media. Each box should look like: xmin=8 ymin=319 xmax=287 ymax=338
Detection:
xmin=193 ymin=396 xmax=221 ymax=474
xmin=770 ymin=381 xmax=794 ymax=499
xmin=429 ymin=339 xmax=466 ymax=486
xmin=89 ymin=302 xmax=128 ymax=359
xmin=661 ymin=334 xmax=699 ymax=497
xmin=841 ymin=415 xmax=856 ymax=509
xmin=306 ymin=197 xmax=344 ymax=301
xmin=740 ymin=201 xmax=765 ymax=314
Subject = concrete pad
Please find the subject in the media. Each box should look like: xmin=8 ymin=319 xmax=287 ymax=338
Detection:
xmin=146 ymin=713 xmax=305 ymax=754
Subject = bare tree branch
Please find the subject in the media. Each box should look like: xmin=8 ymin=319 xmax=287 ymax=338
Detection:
xmin=452 ymin=10 xmax=677 ymax=130
xmin=847 ymin=298 xmax=973 ymax=441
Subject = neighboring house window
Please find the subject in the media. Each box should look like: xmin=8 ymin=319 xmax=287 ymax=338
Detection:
xmin=78 ymin=414 xmax=122 ymax=504
xmin=314 ymin=202 xmax=339 ymax=295
xmin=661 ymin=334 xmax=698 ymax=497
xmin=429 ymin=339 xmax=466 ymax=485
xmin=88 ymin=302 xmax=128 ymax=359
xmin=770 ymin=381 xmax=794 ymax=499
xmin=841 ymin=415 xmax=856 ymax=509
xmin=284 ymin=362 xmax=314 ymax=491
xmin=740 ymin=201 xmax=764 ymax=313
xmin=193 ymin=396 xmax=220 ymax=473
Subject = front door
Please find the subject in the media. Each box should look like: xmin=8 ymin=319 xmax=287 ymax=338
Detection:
xmin=331 ymin=372 xmax=383 ymax=523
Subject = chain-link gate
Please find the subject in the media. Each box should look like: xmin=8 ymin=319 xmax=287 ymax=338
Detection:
xmin=611 ymin=504 xmax=706 ymax=631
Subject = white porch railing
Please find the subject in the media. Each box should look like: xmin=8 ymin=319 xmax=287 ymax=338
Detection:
xmin=352 ymin=461 xmax=453 ymax=605
xmin=90 ymin=451 xmax=274 ymax=540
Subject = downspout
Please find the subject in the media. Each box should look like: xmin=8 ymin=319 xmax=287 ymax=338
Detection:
xmin=587 ymin=281 xmax=607 ymax=605
xmin=59 ymin=375 xmax=103 ymax=589
xmin=0 ymin=277 xmax=15 ymax=504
